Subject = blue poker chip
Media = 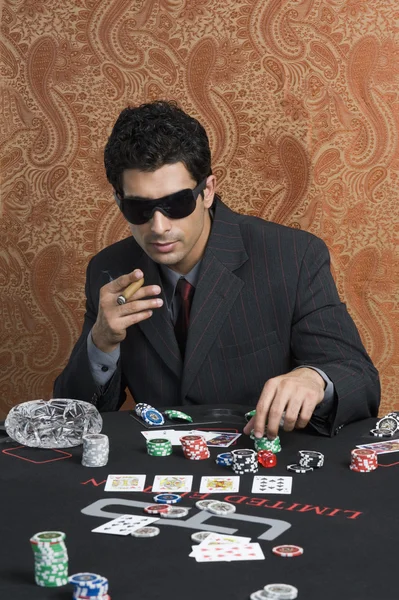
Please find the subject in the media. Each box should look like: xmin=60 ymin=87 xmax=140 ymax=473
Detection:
xmin=216 ymin=452 xmax=233 ymax=466
xmin=142 ymin=407 xmax=165 ymax=426
xmin=68 ymin=573 xmax=102 ymax=585
xmin=153 ymin=493 xmax=182 ymax=504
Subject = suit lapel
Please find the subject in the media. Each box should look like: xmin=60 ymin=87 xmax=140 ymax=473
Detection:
xmin=134 ymin=249 xmax=182 ymax=378
xmin=181 ymin=200 xmax=248 ymax=399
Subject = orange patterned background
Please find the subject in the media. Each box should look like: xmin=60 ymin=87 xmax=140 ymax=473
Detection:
xmin=1 ymin=0 xmax=398 ymax=420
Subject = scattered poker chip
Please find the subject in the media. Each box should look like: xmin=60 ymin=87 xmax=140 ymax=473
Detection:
xmin=131 ymin=526 xmax=160 ymax=538
xmin=160 ymin=506 xmax=190 ymax=519
xmin=164 ymin=409 xmax=193 ymax=423
xmin=250 ymin=592 xmax=268 ymax=600
xmin=144 ymin=504 xmax=171 ymax=515
xmin=141 ymin=407 xmax=165 ymax=426
xmin=195 ymin=499 xmax=216 ymax=511
xmin=153 ymin=493 xmax=181 ymax=504
xmin=191 ymin=531 xmax=212 ymax=543
xmin=369 ymin=428 xmax=393 ymax=437
xmin=263 ymin=583 xmax=298 ymax=599
xmin=286 ymin=464 xmax=313 ymax=473
xmin=272 ymin=544 xmax=304 ymax=558
xmin=207 ymin=501 xmax=236 ymax=515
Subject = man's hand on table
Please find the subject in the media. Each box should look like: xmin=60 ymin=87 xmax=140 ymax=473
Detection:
xmin=243 ymin=368 xmax=326 ymax=440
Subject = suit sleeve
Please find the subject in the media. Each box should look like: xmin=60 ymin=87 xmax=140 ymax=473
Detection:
xmin=53 ymin=258 xmax=126 ymax=411
xmin=291 ymin=236 xmax=380 ymax=435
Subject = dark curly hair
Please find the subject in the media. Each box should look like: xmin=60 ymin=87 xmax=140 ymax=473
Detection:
xmin=104 ymin=100 xmax=212 ymax=195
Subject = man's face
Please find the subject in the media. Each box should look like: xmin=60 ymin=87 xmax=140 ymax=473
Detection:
xmin=122 ymin=162 xmax=215 ymax=275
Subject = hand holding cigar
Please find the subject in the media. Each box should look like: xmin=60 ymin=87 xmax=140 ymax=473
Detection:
xmin=117 ymin=277 xmax=145 ymax=305
xmin=91 ymin=270 xmax=163 ymax=353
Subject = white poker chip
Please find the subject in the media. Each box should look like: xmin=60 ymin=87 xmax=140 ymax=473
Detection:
xmin=207 ymin=501 xmax=236 ymax=515
xmin=263 ymin=583 xmax=298 ymax=599
xmin=195 ymin=500 xmax=216 ymax=511
xmin=160 ymin=506 xmax=189 ymax=519
xmin=131 ymin=526 xmax=160 ymax=538
xmin=191 ymin=531 xmax=212 ymax=543
xmin=250 ymin=591 xmax=268 ymax=600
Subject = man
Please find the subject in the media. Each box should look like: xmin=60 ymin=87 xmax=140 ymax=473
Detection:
xmin=54 ymin=100 xmax=380 ymax=439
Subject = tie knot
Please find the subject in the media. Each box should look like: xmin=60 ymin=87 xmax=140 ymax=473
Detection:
xmin=176 ymin=278 xmax=194 ymax=302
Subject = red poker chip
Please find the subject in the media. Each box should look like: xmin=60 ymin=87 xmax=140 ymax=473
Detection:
xmin=272 ymin=544 xmax=304 ymax=557
xmin=144 ymin=504 xmax=171 ymax=515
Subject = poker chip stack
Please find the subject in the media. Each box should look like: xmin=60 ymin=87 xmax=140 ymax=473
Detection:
xmin=146 ymin=438 xmax=173 ymax=457
xmin=215 ymin=452 xmax=233 ymax=467
xmin=30 ymin=531 xmax=68 ymax=587
xmin=370 ymin=413 xmax=399 ymax=437
xmin=69 ymin=572 xmax=110 ymax=599
xmin=180 ymin=435 xmax=210 ymax=460
xmin=297 ymin=450 xmax=324 ymax=468
xmin=350 ymin=448 xmax=378 ymax=473
xmin=82 ymin=433 xmax=109 ymax=467
xmin=135 ymin=403 xmax=165 ymax=426
xmin=231 ymin=449 xmax=258 ymax=474
xmin=250 ymin=430 xmax=281 ymax=453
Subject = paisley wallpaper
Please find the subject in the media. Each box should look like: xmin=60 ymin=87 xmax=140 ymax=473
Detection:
xmin=1 ymin=0 xmax=398 ymax=419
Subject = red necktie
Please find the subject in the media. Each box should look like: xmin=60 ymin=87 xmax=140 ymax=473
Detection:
xmin=174 ymin=278 xmax=194 ymax=357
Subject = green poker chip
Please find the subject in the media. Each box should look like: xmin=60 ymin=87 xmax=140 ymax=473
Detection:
xmin=245 ymin=409 xmax=257 ymax=422
xmin=164 ymin=410 xmax=193 ymax=423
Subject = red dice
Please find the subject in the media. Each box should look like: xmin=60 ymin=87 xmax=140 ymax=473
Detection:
xmin=258 ymin=450 xmax=277 ymax=468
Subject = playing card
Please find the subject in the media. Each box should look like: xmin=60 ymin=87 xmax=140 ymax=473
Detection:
xmin=104 ymin=474 xmax=146 ymax=492
xmin=251 ymin=476 xmax=292 ymax=494
xmin=193 ymin=543 xmax=265 ymax=562
xmin=203 ymin=433 xmax=242 ymax=447
xmin=189 ymin=533 xmax=252 ymax=557
xmin=92 ymin=514 xmax=158 ymax=536
xmin=356 ymin=439 xmax=399 ymax=455
xmin=152 ymin=475 xmax=193 ymax=492
xmin=199 ymin=476 xmax=240 ymax=493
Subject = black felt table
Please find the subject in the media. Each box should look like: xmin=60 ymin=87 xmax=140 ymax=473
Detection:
xmin=1 ymin=406 xmax=397 ymax=600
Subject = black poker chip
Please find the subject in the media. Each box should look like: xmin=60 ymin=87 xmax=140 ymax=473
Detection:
xmin=287 ymin=464 xmax=313 ymax=473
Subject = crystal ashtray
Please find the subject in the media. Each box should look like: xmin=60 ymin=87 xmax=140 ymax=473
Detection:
xmin=5 ymin=398 xmax=103 ymax=448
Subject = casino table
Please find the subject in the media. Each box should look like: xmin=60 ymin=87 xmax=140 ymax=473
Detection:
xmin=1 ymin=404 xmax=397 ymax=600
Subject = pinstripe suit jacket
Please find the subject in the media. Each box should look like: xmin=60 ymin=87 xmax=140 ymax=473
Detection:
xmin=54 ymin=198 xmax=380 ymax=435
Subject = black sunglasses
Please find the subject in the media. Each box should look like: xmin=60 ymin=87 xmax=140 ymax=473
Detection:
xmin=115 ymin=179 xmax=208 ymax=225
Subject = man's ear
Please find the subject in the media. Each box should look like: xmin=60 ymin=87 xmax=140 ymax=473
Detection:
xmin=203 ymin=175 xmax=216 ymax=209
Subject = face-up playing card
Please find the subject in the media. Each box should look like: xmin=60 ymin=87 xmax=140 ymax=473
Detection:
xmin=203 ymin=433 xmax=242 ymax=447
xmin=189 ymin=533 xmax=252 ymax=557
xmin=199 ymin=476 xmax=240 ymax=494
xmin=251 ymin=476 xmax=292 ymax=494
xmin=104 ymin=475 xmax=146 ymax=492
xmin=356 ymin=440 xmax=399 ymax=455
xmin=92 ymin=514 xmax=158 ymax=536
xmin=152 ymin=475 xmax=193 ymax=493
xmin=192 ymin=543 xmax=265 ymax=562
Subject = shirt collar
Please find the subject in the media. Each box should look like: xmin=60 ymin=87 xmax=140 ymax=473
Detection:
xmin=159 ymin=260 xmax=202 ymax=309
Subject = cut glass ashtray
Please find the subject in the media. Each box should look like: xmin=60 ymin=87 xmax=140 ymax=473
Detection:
xmin=5 ymin=398 xmax=103 ymax=448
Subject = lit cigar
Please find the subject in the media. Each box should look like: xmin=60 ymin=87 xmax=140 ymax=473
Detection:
xmin=117 ymin=277 xmax=144 ymax=305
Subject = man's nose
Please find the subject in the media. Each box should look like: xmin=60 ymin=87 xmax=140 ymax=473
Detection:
xmin=150 ymin=210 xmax=172 ymax=234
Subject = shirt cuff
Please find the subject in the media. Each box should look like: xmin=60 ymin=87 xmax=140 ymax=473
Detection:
xmin=87 ymin=330 xmax=120 ymax=386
